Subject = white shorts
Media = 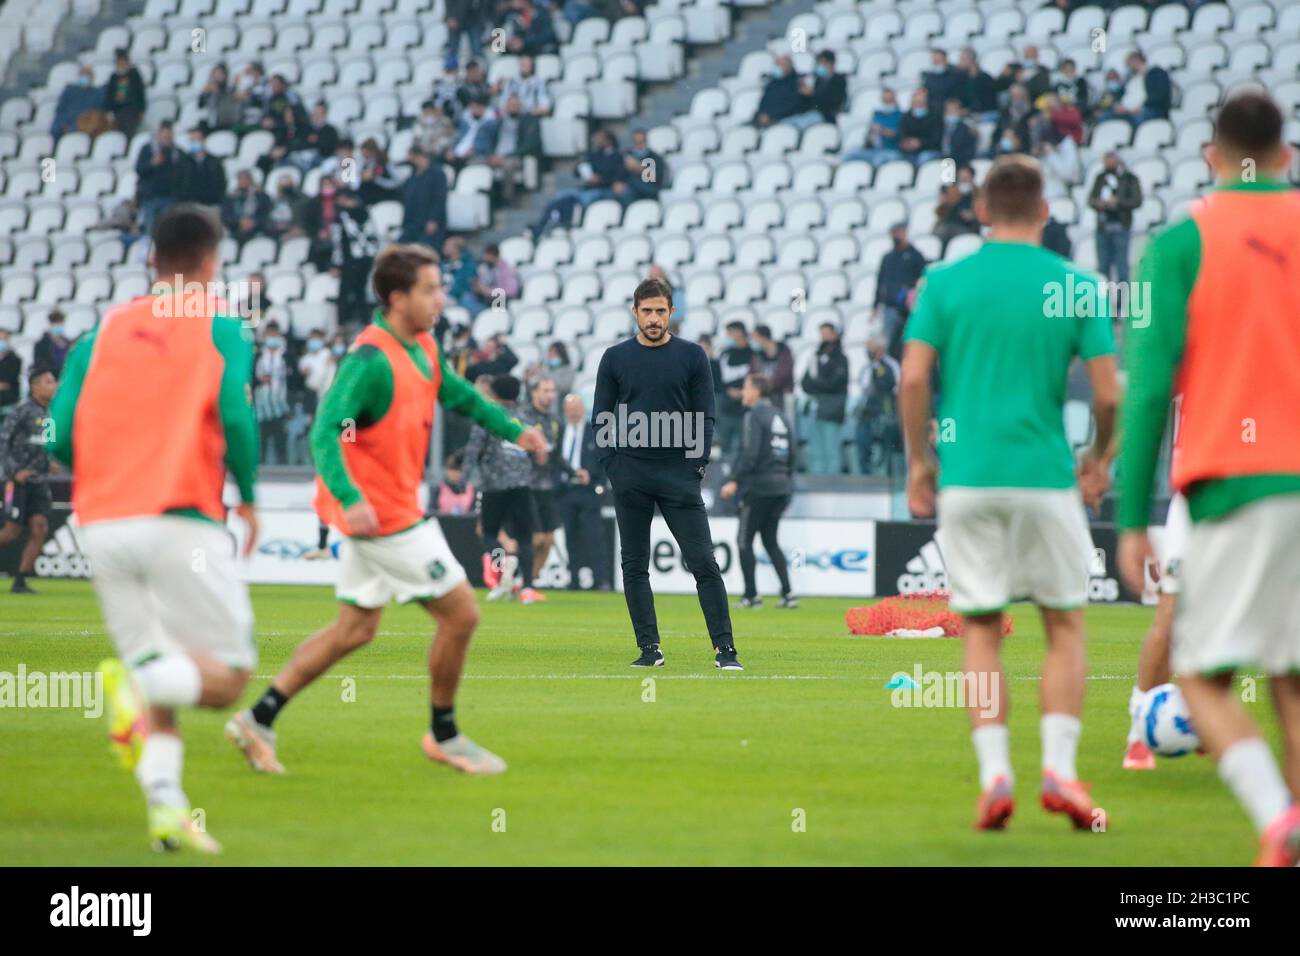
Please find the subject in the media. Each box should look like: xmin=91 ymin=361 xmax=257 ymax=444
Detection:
xmin=80 ymin=515 xmax=256 ymax=670
xmin=1173 ymin=493 xmax=1300 ymax=676
xmin=1158 ymin=492 xmax=1190 ymax=595
xmin=336 ymin=519 xmax=466 ymax=609
xmin=936 ymin=487 xmax=1093 ymax=614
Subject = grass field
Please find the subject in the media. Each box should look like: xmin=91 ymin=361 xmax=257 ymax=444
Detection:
xmin=0 ymin=580 xmax=1278 ymax=866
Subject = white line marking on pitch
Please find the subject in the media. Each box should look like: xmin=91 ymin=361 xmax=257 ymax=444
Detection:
xmin=251 ymin=673 xmax=1136 ymax=682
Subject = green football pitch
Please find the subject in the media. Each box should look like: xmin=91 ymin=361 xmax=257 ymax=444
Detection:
xmin=0 ymin=581 xmax=1279 ymax=866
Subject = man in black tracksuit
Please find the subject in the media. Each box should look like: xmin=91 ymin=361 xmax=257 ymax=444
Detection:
xmin=721 ymin=373 xmax=796 ymax=609
xmin=592 ymin=276 xmax=741 ymax=670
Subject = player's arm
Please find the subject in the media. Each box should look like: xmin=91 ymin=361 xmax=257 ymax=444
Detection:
xmin=899 ymin=274 xmax=942 ymax=517
xmin=688 ymin=347 xmax=716 ymax=463
xmin=45 ymin=331 xmax=96 ymax=470
xmin=590 ymin=349 xmax=617 ymax=467
xmin=309 ymin=345 xmax=390 ymax=509
xmin=1117 ymin=219 xmax=1196 ymax=531
xmin=212 ymin=318 xmax=259 ymax=504
xmin=436 ymin=352 xmax=524 ymax=442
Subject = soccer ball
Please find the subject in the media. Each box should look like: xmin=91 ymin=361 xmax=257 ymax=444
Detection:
xmin=1138 ymin=683 xmax=1201 ymax=757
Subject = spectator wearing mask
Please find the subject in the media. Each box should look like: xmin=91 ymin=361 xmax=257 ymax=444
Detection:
xmin=898 ymin=88 xmax=943 ymax=164
xmin=444 ymin=0 xmax=489 ymax=70
xmin=414 ymin=100 xmax=457 ymax=158
xmin=399 ymin=147 xmax=449 ymax=249
xmin=1088 ymin=151 xmax=1143 ymax=284
xmin=198 ymin=62 xmax=240 ymax=131
xmin=923 ymin=49 xmax=964 ymax=109
xmin=751 ymin=324 xmax=794 ymax=400
xmin=183 ymin=125 xmax=228 ymax=207
xmin=471 ymin=243 xmax=521 ymax=307
xmin=1017 ymin=44 xmax=1052 ymax=100
xmin=103 ymin=49 xmax=146 ymax=138
xmin=303 ymin=174 xmax=341 ymax=270
xmin=318 ymin=137 xmax=358 ymax=185
xmin=875 ymin=222 xmax=927 ymax=354
xmin=446 ymin=94 xmax=500 ymax=170
xmin=854 ymin=336 xmax=901 ymax=475
xmin=266 ymin=172 xmax=308 ymax=239
xmin=716 ymin=321 xmax=758 ymax=457
xmin=799 ymin=322 xmax=849 ymax=475
xmin=1094 ymin=69 xmax=1128 ymax=122
xmin=618 ymin=128 xmax=665 ymax=205
xmin=297 ymin=329 xmax=336 ymax=414
xmin=940 ymin=98 xmax=976 ymax=169
xmin=329 ymin=189 xmax=381 ymax=325
xmin=135 ymin=122 xmax=187 ymax=235
xmin=541 ymin=342 xmax=575 ymax=400
xmin=51 ymin=65 xmax=104 ymax=140
xmin=753 ymin=55 xmax=803 ymax=128
xmin=221 ymin=169 xmax=272 ymax=244
xmin=957 ymin=47 xmax=998 ymax=119
xmin=785 ymin=50 xmax=847 ymax=130
xmin=254 ymin=323 xmax=291 ymax=465
xmin=994 ymin=83 xmax=1035 ymax=152
xmin=844 ymin=87 xmax=903 ymax=164
xmin=0 ymin=330 xmax=22 ymax=412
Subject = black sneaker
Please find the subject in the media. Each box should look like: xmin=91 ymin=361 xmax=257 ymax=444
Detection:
xmin=715 ymin=645 xmax=743 ymax=671
xmin=777 ymin=595 xmax=799 ymax=609
xmin=10 ymin=578 xmax=36 ymax=594
xmin=630 ymin=645 xmax=665 ymax=667
xmin=736 ymin=596 xmax=762 ymax=609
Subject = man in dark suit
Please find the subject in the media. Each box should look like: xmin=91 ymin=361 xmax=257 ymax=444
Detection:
xmin=556 ymin=393 xmax=611 ymax=591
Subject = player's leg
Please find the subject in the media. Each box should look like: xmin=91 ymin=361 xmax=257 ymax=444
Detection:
xmin=757 ymin=494 xmax=794 ymax=605
xmin=230 ymin=531 xmax=387 ymax=772
xmin=657 ymin=459 xmax=738 ymax=668
xmin=1036 ymin=607 xmax=1102 ymax=828
xmin=418 ymin=581 xmax=505 ymax=774
xmin=1126 ymin=493 xmax=1187 ymax=768
xmin=1271 ymin=675 xmax=1300 ymax=802
xmin=935 ymin=488 xmax=1014 ymax=828
xmin=610 ymin=461 xmax=665 ymax=663
xmin=508 ymin=488 xmax=539 ymax=602
xmin=1175 ymin=494 xmax=1300 ymax=864
xmin=480 ymin=491 xmax=516 ymax=599
xmin=530 ymin=491 xmax=554 ymax=584
xmin=17 ymin=511 xmax=48 ymax=582
xmin=735 ymin=497 xmax=760 ymax=606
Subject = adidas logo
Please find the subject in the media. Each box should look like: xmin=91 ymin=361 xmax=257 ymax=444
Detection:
xmin=897 ymin=539 xmax=947 ymax=593
xmin=34 ymin=523 xmax=92 ymax=579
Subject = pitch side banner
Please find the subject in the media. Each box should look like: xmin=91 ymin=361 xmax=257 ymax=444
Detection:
xmin=872 ymin=520 xmax=1141 ymax=603
xmin=623 ymin=516 xmax=876 ymax=598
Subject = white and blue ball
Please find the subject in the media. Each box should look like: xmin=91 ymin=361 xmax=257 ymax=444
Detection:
xmin=1138 ymin=683 xmax=1201 ymax=757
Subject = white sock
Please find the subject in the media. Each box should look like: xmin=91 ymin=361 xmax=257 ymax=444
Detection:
xmin=135 ymin=732 xmax=188 ymax=808
xmin=133 ymin=654 xmax=201 ymax=709
xmin=1127 ymin=685 xmax=1145 ymax=744
xmin=972 ymin=724 xmax=1012 ymax=790
xmin=1041 ymin=713 xmax=1082 ymax=781
xmin=1218 ymin=738 xmax=1292 ymax=834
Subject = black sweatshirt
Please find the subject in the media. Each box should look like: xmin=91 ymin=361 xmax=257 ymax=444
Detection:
xmin=591 ymin=334 xmax=715 ymax=466
xmin=730 ymin=399 xmax=794 ymax=497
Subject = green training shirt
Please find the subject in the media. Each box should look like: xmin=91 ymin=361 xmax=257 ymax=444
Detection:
xmin=310 ymin=312 xmax=525 ymax=509
xmin=904 ymin=240 xmax=1115 ymax=489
